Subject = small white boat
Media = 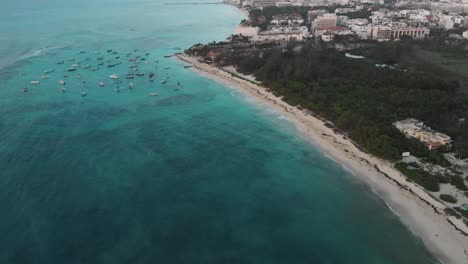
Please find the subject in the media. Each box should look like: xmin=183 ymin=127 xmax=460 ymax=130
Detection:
xmin=109 ymin=74 xmax=119 ymax=79
xmin=22 ymin=87 xmax=28 ymax=92
xmin=44 ymin=69 xmax=54 ymax=73
xmin=148 ymin=93 xmax=158 ymax=96
xmin=161 ymin=79 xmax=167 ymax=84
xmin=81 ymin=92 xmax=87 ymax=97
xmin=72 ymin=64 xmax=79 ymax=68
xmin=128 ymin=82 xmax=135 ymax=89
xmin=114 ymin=88 xmax=121 ymax=93
xmin=31 ymin=81 xmax=40 ymax=84
xmin=41 ymin=75 xmax=50 ymax=79
xmin=61 ymin=87 xmax=66 ymax=92
xmin=99 ymin=82 xmax=105 ymax=87
xmin=59 ymin=80 xmax=66 ymax=85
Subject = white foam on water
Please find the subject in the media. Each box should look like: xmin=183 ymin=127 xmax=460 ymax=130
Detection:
xmin=369 ymin=187 xmax=420 ymax=237
xmin=20 ymin=47 xmax=47 ymax=60
xmin=19 ymin=41 xmax=72 ymax=60
xmin=323 ymin=153 xmax=338 ymax=163
xmin=341 ymin=164 xmax=356 ymax=176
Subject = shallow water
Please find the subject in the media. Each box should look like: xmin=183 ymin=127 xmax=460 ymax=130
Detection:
xmin=0 ymin=1 xmax=439 ymax=263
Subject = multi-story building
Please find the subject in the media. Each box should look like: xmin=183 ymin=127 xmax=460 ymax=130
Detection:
xmin=393 ymin=118 xmax=452 ymax=150
xmin=271 ymin=14 xmax=304 ymax=26
xmin=367 ymin=25 xmax=392 ymax=40
xmin=312 ymin=13 xmax=337 ymax=30
xmin=391 ymin=26 xmax=430 ymax=39
xmin=307 ymin=10 xmax=326 ymax=23
xmin=350 ymin=25 xmax=369 ymax=39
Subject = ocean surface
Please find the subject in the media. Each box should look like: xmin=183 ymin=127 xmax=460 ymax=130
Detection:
xmin=0 ymin=1 xmax=439 ymax=263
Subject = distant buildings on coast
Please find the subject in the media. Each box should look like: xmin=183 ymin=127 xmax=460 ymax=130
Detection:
xmin=225 ymin=0 xmax=468 ymax=42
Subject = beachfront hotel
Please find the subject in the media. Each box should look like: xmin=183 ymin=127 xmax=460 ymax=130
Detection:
xmin=393 ymin=118 xmax=452 ymax=150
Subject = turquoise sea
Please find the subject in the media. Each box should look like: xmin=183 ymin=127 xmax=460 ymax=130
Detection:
xmin=0 ymin=1 xmax=440 ymax=263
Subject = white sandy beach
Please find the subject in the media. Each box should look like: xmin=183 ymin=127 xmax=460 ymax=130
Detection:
xmin=177 ymin=53 xmax=468 ymax=264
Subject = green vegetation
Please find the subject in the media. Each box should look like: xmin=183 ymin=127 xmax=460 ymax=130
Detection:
xmin=450 ymin=175 xmax=468 ymax=191
xmin=436 ymin=174 xmax=450 ymax=184
xmin=444 ymin=207 xmax=461 ymax=218
xmin=188 ymin=24 xmax=468 ymax=195
xmin=455 ymin=207 xmax=468 ymax=218
xmin=440 ymin=194 xmax=457 ymax=203
xmin=340 ymin=10 xmax=372 ymax=19
xmin=407 ymin=162 xmax=419 ymax=168
xmin=395 ymin=163 xmax=440 ymax=192
xmin=228 ymin=40 xmax=468 ymax=162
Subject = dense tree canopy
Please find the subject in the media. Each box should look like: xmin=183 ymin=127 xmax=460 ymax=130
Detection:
xmin=228 ymin=41 xmax=468 ymax=161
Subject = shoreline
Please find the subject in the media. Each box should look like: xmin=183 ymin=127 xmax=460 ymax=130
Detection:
xmin=176 ymin=53 xmax=468 ymax=264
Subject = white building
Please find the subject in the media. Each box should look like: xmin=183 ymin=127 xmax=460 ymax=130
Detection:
xmin=350 ymin=25 xmax=369 ymax=39
xmin=391 ymin=26 xmax=430 ymax=39
xmin=256 ymin=26 xmax=309 ymax=41
xmin=463 ymin=30 xmax=468 ymax=39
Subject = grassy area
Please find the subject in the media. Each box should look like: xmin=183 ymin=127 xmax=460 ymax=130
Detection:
xmin=455 ymin=207 xmax=468 ymax=219
xmin=440 ymin=194 xmax=457 ymax=203
xmin=395 ymin=162 xmax=440 ymax=192
xmin=450 ymin=175 xmax=468 ymax=191
xmin=414 ymin=48 xmax=468 ymax=81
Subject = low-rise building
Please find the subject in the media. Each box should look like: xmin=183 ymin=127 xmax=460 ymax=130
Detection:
xmin=308 ymin=10 xmax=326 ymax=23
xmin=321 ymin=31 xmax=335 ymax=41
xmin=315 ymin=26 xmax=354 ymax=36
xmin=271 ymin=13 xmax=304 ymax=26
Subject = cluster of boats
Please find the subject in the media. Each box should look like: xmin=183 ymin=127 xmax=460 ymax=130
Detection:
xmin=23 ymin=49 xmax=184 ymax=97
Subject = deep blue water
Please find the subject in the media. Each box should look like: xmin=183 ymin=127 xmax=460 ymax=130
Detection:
xmin=0 ymin=1 xmax=439 ymax=263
